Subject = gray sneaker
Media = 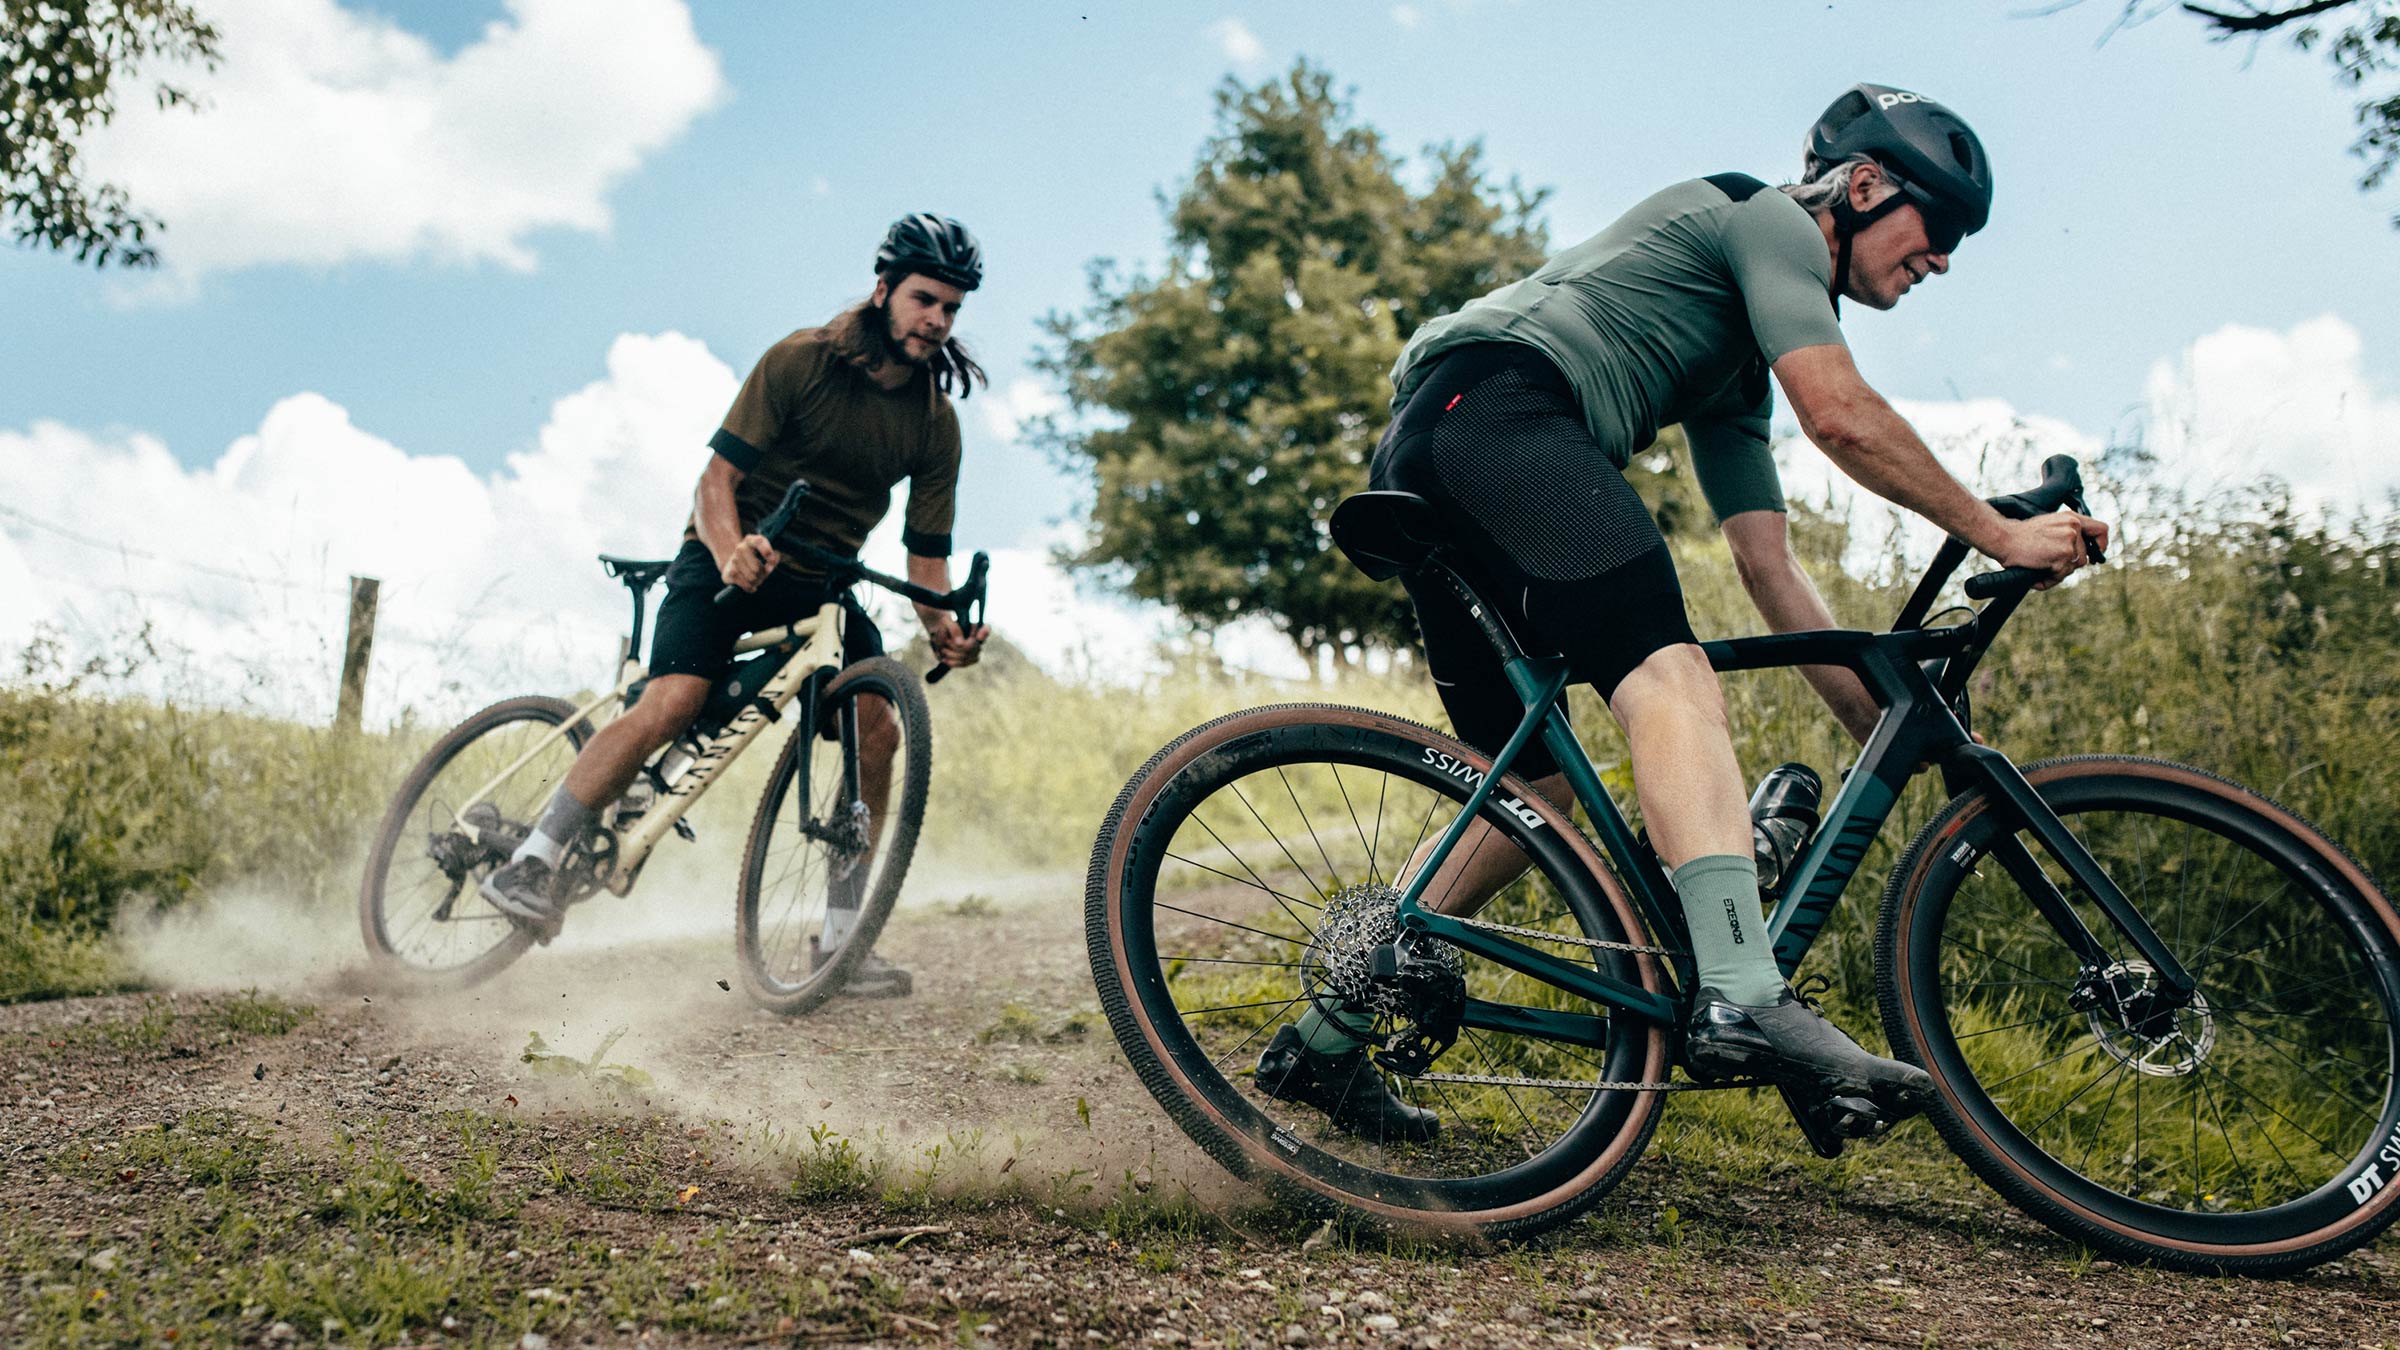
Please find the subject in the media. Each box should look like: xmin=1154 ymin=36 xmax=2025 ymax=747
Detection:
xmin=809 ymin=937 xmax=914 ymax=998
xmin=479 ymin=856 xmax=563 ymax=942
xmin=1684 ymin=983 xmax=1934 ymax=1156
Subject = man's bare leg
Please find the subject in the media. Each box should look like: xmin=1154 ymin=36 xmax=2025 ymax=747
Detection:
xmin=563 ymin=675 xmax=711 ymax=809
xmin=481 ymin=674 xmax=709 ymax=929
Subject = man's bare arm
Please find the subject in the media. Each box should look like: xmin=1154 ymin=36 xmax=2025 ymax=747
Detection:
xmin=1770 ymin=344 xmax=2108 ymax=582
xmin=694 ymin=456 xmax=778 ymax=592
xmin=1721 ymin=511 xmax=1880 ymax=745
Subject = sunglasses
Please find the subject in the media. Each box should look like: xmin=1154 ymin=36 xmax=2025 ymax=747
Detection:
xmin=1890 ymin=177 xmax=1967 ymax=254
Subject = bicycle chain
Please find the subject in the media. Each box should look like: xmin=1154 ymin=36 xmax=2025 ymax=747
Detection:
xmin=1451 ymin=914 xmax=1679 ymax=958
xmin=1409 ymin=1071 xmax=1753 ymax=1093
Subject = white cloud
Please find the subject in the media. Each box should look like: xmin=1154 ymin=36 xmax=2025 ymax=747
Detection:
xmin=2141 ymin=315 xmax=2400 ymax=513
xmin=0 ymin=336 xmax=1224 ymax=722
xmin=1391 ymin=5 xmax=1424 ymax=29
xmin=79 ymin=0 xmax=723 ymax=286
xmin=1207 ymin=17 xmax=1266 ymax=66
xmin=1769 ymin=315 xmax=2399 ymax=583
xmin=975 ymin=377 xmax=1067 ymax=445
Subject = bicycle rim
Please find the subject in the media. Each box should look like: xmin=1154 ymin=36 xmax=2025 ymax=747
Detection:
xmin=1883 ymin=756 xmax=2400 ymax=1270
xmin=360 ymin=696 xmax=582 ymax=984
xmin=737 ymin=657 xmax=930 ymax=1014
xmin=1089 ymin=703 xmax=1669 ymax=1237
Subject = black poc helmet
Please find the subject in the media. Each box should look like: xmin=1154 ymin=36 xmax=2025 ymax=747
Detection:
xmin=875 ymin=212 xmax=983 ymax=291
xmin=1806 ymin=83 xmax=1992 ymax=253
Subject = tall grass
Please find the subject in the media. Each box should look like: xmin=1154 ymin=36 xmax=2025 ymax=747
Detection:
xmin=0 ymin=631 xmax=417 ymax=1000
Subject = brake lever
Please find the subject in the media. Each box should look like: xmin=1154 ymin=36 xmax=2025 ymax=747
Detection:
xmin=712 ymin=480 xmax=812 ymax=607
xmin=925 ymin=551 xmax=990 ymax=685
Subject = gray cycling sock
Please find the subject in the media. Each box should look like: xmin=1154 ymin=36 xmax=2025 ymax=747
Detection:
xmin=512 ymin=785 xmax=596 ymax=867
xmin=1673 ymin=853 xmax=1784 ymax=1006
xmin=1292 ymin=1000 xmax=1374 ymax=1055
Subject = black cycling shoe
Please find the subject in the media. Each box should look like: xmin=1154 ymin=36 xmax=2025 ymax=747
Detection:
xmin=1684 ymin=984 xmax=1935 ymax=1154
xmin=1252 ymin=1025 xmax=1439 ymax=1144
xmin=808 ymin=938 xmax=915 ymax=998
xmin=479 ymin=856 xmax=563 ymax=943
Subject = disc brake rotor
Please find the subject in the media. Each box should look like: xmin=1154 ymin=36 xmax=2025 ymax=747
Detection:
xmin=2080 ymin=960 xmax=2215 ymax=1077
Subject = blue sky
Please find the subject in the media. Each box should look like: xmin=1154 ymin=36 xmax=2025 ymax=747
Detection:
xmin=3 ymin=0 xmax=2395 ymax=713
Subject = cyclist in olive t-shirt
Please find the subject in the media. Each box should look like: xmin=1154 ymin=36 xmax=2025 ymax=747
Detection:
xmin=479 ymin=215 xmax=995 ymax=998
xmin=1255 ymin=86 xmax=2110 ymax=1147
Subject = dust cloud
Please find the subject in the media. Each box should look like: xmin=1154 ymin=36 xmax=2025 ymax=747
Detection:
xmin=120 ymin=849 xmax=1229 ymax=1212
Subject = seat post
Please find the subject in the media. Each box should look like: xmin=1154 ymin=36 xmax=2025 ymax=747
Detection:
xmin=628 ymin=588 xmax=650 ymax=665
xmin=1425 ymin=557 xmax=1530 ymax=664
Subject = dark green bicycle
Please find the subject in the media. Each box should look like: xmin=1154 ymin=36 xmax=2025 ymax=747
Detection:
xmin=1086 ymin=456 xmax=2400 ymax=1272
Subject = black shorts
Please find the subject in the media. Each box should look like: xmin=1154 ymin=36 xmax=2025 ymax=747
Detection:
xmin=1370 ymin=342 xmax=1697 ymax=780
xmin=648 ymin=539 xmax=884 ymax=682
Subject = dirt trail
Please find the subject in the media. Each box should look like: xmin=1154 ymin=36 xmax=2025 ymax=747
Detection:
xmin=7 ymin=879 xmax=2399 ymax=1348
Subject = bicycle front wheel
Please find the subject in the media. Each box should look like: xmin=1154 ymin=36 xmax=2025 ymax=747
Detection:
xmin=1087 ymin=704 xmax=1671 ymax=1240
xmin=736 ymin=656 xmax=931 ymax=1015
xmin=359 ymin=695 xmax=590 ymax=986
xmin=1879 ymin=755 xmax=2400 ymax=1273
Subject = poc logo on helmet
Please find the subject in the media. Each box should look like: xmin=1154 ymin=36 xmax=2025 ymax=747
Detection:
xmin=1876 ymin=91 xmax=1923 ymax=110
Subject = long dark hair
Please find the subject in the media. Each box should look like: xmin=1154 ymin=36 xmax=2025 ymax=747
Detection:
xmin=831 ymin=273 xmax=988 ymax=398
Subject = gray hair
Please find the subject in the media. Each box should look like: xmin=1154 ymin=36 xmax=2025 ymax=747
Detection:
xmin=1780 ymin=154 xmax=1882 ymax=216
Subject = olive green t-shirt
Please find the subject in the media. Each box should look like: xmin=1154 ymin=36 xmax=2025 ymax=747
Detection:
xmin=690 ymin=327 xmax=962 ymax=568
xmin=1390 ymin=174 xmax=1845 ymax=521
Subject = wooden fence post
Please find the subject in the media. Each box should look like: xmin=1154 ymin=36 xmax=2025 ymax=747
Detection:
xmin=337 ymin=575 xmax=379 ymax=732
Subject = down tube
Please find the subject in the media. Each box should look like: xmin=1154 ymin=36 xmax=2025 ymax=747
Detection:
xmin=1765 ymin=752 xmax=1912 ymax=976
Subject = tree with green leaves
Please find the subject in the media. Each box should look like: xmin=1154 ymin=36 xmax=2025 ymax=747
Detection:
xmin=2 ymin=0 xmax=219 ymax=267
xmin=1038 ymin=62 xmax=1551 ymax=666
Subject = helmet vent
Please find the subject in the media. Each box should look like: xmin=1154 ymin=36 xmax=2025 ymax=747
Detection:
xmin=1948 ymin=131 xmax=1979 ymax=173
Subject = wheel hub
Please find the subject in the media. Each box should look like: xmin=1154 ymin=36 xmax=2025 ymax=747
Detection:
xmin=1301 ymin=883 xmax=1466 ymax=1074
xmin=2076 ymin=960 xmax=2214 ymax=1077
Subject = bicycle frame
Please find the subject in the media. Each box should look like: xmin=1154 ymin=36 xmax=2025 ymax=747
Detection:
xmin=448 ymin=604 xmax=847 ymax=895
xmin=1385 ymin=544 xmax=2195 ymax=1052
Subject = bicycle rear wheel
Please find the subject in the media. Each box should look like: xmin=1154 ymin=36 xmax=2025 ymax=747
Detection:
xmin=1879 ymin=755 xmax=2400 ymax=1273
xmin=359 ymin=695 xmax=590 ymax=986
xmin=1087 ymin=703 xmax=1671 ymax=1240
xmin=735 ymin=656 xmax=931 ymax=1015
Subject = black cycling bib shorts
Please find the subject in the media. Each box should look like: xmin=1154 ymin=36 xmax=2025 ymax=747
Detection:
xmin=1369 ymin=342 xmax=1698 ymax=782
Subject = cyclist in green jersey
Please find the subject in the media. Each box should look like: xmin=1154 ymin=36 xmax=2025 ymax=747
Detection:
xmin=1257 ymin=85 xmax=2109 ymax=1141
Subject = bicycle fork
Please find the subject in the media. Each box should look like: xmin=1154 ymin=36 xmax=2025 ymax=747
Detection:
xmin=1944 ymin=745 xmax=2200 ymax=1021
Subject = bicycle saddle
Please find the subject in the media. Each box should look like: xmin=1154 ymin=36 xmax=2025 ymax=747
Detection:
xmin=1329 ymin=491 xmax=1449 ymax=580
xmin=597 ymin=554 xmax=672 ymax=591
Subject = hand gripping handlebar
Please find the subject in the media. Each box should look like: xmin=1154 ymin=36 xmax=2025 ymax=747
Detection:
xmin=1961 ymin=454 xmax=2108 ymax=600
xmin=711 ymin=479 xmax=993 ymax=684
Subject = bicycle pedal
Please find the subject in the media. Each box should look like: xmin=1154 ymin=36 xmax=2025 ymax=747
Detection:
xmin=1817 ymin=1094 xmax=1892 ymax=1140
xmin=1775 ymin=1084 xmax=1890 ymax=1160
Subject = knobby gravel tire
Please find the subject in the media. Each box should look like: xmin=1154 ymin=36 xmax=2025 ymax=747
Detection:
xmin=359 ymin=695 xmax=591 ymax=988
xmin=1878 ymin=754 xmax=2400 ymax=1274
xmin=1086 ymin=702 xmax=1671 ymax=1242
xmin=736 ymin=656 xmax=931 ymax=1016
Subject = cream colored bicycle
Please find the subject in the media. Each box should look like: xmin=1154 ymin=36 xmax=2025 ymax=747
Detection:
xmin=359 ymin=481 xmax=988 ymax=1013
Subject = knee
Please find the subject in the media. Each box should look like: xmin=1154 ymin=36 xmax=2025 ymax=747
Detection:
xmin=630 ymin=678 xmax=707 ymax=743
xmin=1609 ymin=645 xmax=1729 ymax=734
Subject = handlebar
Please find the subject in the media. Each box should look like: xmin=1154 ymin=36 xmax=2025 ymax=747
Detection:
xmin=1960 ymin=455 xmax=2106 ymax=601
xmin=710 ymin=480 xmax=992 ymax=684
